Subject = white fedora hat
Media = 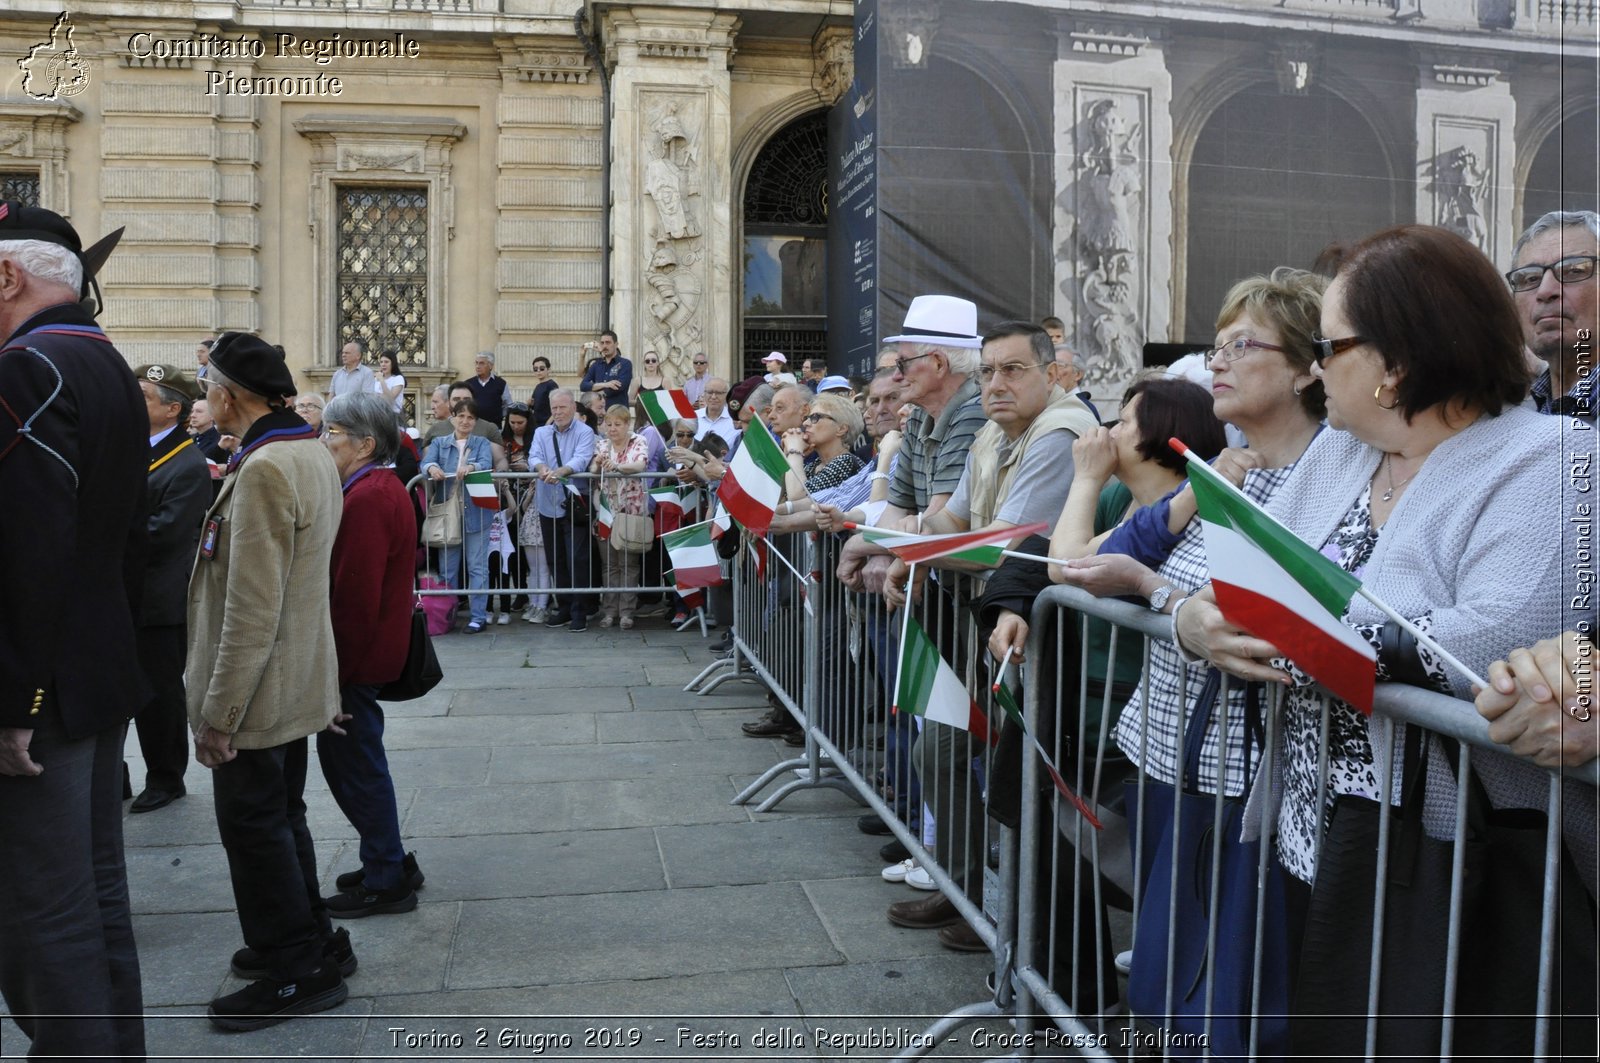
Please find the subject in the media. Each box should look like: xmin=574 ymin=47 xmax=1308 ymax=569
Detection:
xmin=883 ymin=294 xmax=983 ymax=349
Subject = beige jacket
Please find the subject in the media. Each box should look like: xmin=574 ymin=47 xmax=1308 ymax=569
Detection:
xmin=964 ymin=386 xmax=1100 ymax=529
xmin=186 ymin=434 xmax=342 ymax=749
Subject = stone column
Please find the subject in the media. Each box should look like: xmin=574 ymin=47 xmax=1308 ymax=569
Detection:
xmin=1413 ymin=51 xmax=1515 ymax=266
xmin=1051 ymin=18 xmax=1173 ymax=404
xmin=603 ymin=6 xmax=739 ymax=386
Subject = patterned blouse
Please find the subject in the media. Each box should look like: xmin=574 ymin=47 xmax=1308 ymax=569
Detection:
xmin=1113 ymin=464 xmax=1297 ymax=797
xmin=1274 ymin=483 xmax=1449 ymax=883
xmin=804 ymin=452 xmax=866 ymax=495
xmin=593 ymin=433 xmax=649 ymax=515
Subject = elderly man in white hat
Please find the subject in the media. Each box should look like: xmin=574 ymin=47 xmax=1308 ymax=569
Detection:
xmin=761 ymin=351 xmax=797 ymax=386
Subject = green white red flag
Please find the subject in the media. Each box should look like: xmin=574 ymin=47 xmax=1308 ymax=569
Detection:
xmin=639 ymin=388 xmax=696 ymax=428
xmin=895 ymin=615 xmax=990 ymax=742
xmin=992 ymin=683 xmax=1101 ymax=828
xmin=464 ymin=470 xmax=500 ymax=510
xmin=661 ymin=520 xmax=722 ymax=588
xmin=1172 ymin=437 xmax=1376 ymax=713
xmin=852 ymin=522 xmax=1048 ymax=567
xmin=717 ymin=414 xmax=788 ymax=535
xmin=593 ymin=490 xmax=614 ymax=540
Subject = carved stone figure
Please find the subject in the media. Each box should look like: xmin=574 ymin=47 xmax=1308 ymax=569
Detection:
xmin=1431 ymin=146 xmax=1488 ymax=250
xmin=1077 ymin=99 xmax=1142 ymax=272
xmin=644 ymin=101 xmax=700 ymax=240
xmin=645 ymin=241 xmax=702 ymax=372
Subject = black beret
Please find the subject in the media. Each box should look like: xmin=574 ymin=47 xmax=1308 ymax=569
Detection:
xmin=208 ymin=332 xmax=295 ymax=400
xmin=0 ymin=201 xmax=82 ymax=254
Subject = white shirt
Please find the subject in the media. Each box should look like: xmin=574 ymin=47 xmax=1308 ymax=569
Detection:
xmin=695 ymin=409 xmax=738 ymax=445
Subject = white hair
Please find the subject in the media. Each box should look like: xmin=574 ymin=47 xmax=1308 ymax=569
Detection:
xmin=907 ymin=341 xmax=977 ymax=376
xmin=0 ymin=238 xmax=82 ymax=292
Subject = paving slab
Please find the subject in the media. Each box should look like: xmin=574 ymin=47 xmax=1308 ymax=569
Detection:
xmin=129 ymin=911 xmax=239 ymax=1007
xmin=447 ymin=884 xmax=843 ymax=990
xmin=782 ymin=953 xmax=993 ymax=1053
xmin=449 ymin=686 xmax=638 ymax=715
xmin=800 ymin=877 xmax=971 ymax=965
xmin=140 ymin=999 xmax=372 ymax=1062
xmin=595 ymin=709 xmax=704 ymax=744
xmin=630 ymin=685 xmax=768 ymax=712
xmin=405 ymin=777 xmax=747 ymax=837
xmin=384 ymin=713 xmax=596 ymax=750
xmin=657 ymin=817 xmax=881 ymax=889
xmin=487 ymin=738 xmax=780 ymax=785
xmin=388 ymin=827 xmax=666 ymax=902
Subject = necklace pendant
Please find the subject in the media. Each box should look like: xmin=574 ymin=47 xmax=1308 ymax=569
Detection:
xmin=1381 ymin=487 xmax=1395 ymax=503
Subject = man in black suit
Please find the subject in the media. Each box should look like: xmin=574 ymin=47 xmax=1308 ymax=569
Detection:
xmin=129 ymin=363 xmax=212 ymax=813
xmin=0 ymin=203 xmax=148 ymax=1057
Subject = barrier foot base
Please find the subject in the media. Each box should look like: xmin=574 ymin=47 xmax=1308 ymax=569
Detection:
xmin=683 ymin=657 xmax=733 ymax=692
xmin=730 ymin=756 xmax=808 ymax=805
xmin=751 ymin=771 xmax=859 ymax=814
xmin=888 ymin=1001 xmax=1006 ymax=1062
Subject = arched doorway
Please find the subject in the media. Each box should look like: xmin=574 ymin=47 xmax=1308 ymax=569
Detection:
xmin=1184 ymin=83 xmax=1397 ymax=341
xmin=1523 ymin=106 xmax=1599 ymax=230
xmin=741 ymin=111 xmax=829 ymax=381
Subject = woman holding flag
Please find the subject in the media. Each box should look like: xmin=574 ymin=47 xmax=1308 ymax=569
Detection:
xmin=1172 ymin=226 xmax=1593 ymax=1053
xmin=591 ymin=405 xmax=650 ymax=628
xmin=421 ymin=400 xmax=496 ymax=633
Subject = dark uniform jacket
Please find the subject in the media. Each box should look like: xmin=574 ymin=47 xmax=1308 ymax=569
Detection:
xmin=0 ymin=303 xmax=149 ymax=737
xmin=141 ymin=426 xmax=211 ymax=628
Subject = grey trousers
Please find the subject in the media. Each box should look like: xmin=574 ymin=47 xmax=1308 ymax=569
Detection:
xmin=0 ymin=714 xmax=145 ymax=1061
xmin=913 ymin=719 xmax=986 ymax=902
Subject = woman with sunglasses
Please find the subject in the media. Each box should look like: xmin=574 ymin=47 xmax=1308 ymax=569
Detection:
xmin=1175 ymin=226 xmax=1589 ymax=1053
xmin=778 ymin=392 xmax=865 ymax=508
xmin=528 ymin=357 xmax=557 ymax=427
xmin=627 ymin=346 xmax=675 ymax=417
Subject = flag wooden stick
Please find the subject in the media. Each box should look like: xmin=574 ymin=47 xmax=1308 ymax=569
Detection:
xmin=1169 ymin=437 xmax=1488 ymax=691
xmin=991 ymin=645 xmax=1013 ymax=694
xmin=757 ymin=534 xmax=808 ymax=584
xmin=892 ymin=559 xmax=917 ymax=714
xmin=997 ymin=548 xmax=1060 ymax=567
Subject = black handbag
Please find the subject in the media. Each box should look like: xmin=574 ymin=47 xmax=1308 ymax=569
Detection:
xmin=378 ymin=606 xmax=444 ymax=701
xmin=1292 ymin=726 xmax=1598 ymax=1059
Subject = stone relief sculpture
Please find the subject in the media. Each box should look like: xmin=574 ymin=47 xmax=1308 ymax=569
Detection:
xmin=1427 ymin=146 xmax=1488 ymax=251
xmin=641 ymin=96 xmax=706 ymax=381
xmin=1061 ymin=96 xmax=1145 ymax=387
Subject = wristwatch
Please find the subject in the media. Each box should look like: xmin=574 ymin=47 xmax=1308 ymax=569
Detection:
xmin=1147 ymin=584 xmax=1175 ymax=613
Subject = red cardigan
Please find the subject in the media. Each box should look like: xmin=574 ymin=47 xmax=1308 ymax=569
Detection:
xmin=330 ymin=467 xmax=417 ymax=687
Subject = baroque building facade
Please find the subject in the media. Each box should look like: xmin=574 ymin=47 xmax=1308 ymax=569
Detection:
xmin=0 ymin=0 xmax=1594 ymax=412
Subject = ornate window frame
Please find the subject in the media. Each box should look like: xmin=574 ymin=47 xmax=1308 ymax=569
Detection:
xmin=0 ymin=100 xmax=80 ymax=213
xmin=293 ymin=114 xmax=465 ymax=368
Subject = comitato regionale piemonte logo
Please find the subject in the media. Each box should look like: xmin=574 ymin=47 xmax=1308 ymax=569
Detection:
xmin=19 ymin=12 xmax=91 ymax=101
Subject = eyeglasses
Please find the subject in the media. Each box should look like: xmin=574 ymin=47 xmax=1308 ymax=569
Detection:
xmin=1310 ymin=335 xmax=1366 ymax=366
xmin=320 ymin=426 xmax=348 ymax=439
xmin=506 ymin=402 xmax=530 ymax=414
xmin=703 ymin=389 xmax=728 ymax=398
xmin=1504 ymin=254 xmax=1599 ymax=293
xmin=674 ymin=430 xmax=695 ymax=439
xmin=644 ymin=358 xmax=659 ymax=365
xmin=894 ymin=352 xmax=935 ymax=376
xmin=802 ymin=413 xmax=836 ymax=426
xmin=294 ymin=402 xmax=323 ymax=412
xmin=1207 ymin=337 xmax=1286 ymax=366
xmin=977 ymin=361 xmax=1049 ymax=385
xmin=692 ymin=360 xmax=708 ymax=366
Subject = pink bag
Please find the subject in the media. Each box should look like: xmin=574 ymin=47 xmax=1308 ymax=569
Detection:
xmin=417 ymin=574 xmax=456 ymax=636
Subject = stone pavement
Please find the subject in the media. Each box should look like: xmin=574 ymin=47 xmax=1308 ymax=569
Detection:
xmin=5 ymin=619 xmax=1014 ymax=1062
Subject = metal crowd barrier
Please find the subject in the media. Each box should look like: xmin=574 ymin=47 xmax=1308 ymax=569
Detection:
xmin=711 ymin=534 xmax=1598 ymax=1061
xmin=405 ymin=469 xmax=708 ymax=629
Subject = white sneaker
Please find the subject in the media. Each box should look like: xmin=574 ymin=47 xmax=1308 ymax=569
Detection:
xmin=527 ymin=608 xmax=548 ymax=624
xmin=905 ymin=864 xmax=938 ymax=891
xmin=881 ymin=858 xmax=915 ymax=883
xmin=496 ymin=612 xmax=510 ymax=625
xmin=1114 ymin=949 xmax=1133 ymax=975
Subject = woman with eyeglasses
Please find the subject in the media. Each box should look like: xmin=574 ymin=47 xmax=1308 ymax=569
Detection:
xmin=1172 ymin=227 xmax=1590 ymax=1054
xmin=778 ymin=392 xmax=865 ymax=508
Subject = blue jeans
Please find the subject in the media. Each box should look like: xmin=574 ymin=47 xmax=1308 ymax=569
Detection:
xmin=317 ymin=683 xmax=406 ymax=891
xmin=440 ymin=527 xmax=489 ymax=624
xmin=866 ymin=607 xmax=920 ymax=823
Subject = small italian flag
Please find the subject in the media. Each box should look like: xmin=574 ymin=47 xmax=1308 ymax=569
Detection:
xmin=593 ymin=490 xmax=614 ymax=540
xmin=464 ymin=470 xmax=500 ymax=510
xmin=895 ymin=615 xmax=991 ymax=743
xmin=1173 ymin=437 xmax=1377 ymax=713
xmin=852 ymin=522 xmax=1048 ymax=567
xmin=639 ymin=388 xmax=696 ymax=428
xmin=649 ymin=485 xmax=699 ymax=532
xmin=716 ymin=413 xmax=788 ymax=536
xmin=992 ymin=683 xmax=1101 ymax=829
xmin=661 ymin=520 xmax=723 ymax=588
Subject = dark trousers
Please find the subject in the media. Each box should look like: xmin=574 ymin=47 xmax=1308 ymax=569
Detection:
xmin=132 ymin=623 xmax=188 ymax=793
xmin=316 ymin=684 xmax=406 ymax=891
xmin=541 ymin=514 xmax=592 ymax=623
xmin=211 ymin=738 xmax=329 ymax=980
xmin=0 ymin=715 xmax=145 ymax=1061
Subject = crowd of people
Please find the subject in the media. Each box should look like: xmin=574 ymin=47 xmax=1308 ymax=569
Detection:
xmin=1 ymin=191 xmax=1595 ymax=1058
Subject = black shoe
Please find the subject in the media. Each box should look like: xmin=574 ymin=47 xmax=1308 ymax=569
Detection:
xmin=782 ymin=729 xmax=806 ymax=747
xmin=231 ymin=927 xmax=358 ymax=981
xmin=335 ymin=851 xmax=425 ymax=895
xmin=857 ymin=813 xmax=892 ymax=836
xmin=326 ymin=884 xmax=418 ymax=919
xmin=544 ymin=612 xmax=569 ymax=628
xmin=880 ymin=838 xmax=910 ymax=863
xmin=568 ymin=617 xmax=588 ymax=632
xmin=208 ymin=965 xmax=348 ymax=1031
xmin=129 ymin=787 xmax=185 ymax=813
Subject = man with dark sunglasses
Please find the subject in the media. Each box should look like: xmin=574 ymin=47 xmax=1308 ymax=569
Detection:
xmin=1507 ymin=210 xmax=1597 ymax=422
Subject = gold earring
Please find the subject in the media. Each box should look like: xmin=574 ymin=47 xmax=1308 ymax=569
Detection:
xmin=1374 ymin=383 xmax=1399 ymax=411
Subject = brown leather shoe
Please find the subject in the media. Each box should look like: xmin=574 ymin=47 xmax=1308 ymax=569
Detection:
xmin=937 ymin=920 xmax=988 ymax=952
xmin=741 ymin=708 xmax=800 ymax=737
xmin=887 ymin=893 xmax=962 ymax=929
